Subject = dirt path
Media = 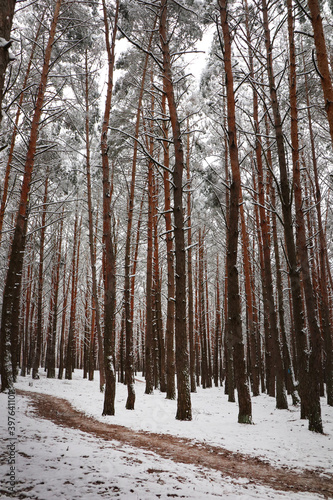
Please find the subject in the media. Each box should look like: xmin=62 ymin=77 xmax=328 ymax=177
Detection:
xmin=18 ymin=389 xmax=333 ymax=498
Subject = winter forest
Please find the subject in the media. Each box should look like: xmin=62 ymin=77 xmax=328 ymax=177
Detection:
xmin=1 ymin=0 xmax=333 ymax=493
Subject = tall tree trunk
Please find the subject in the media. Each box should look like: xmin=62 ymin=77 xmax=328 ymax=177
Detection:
xmin=270 ymin=181 xmax=298 ymax=405
xmin=32 ymin=176 xmax=48 ymax=379
xmin=261 ymin=0 xmax=321 ymax=430
xmin=186 ymin=119 xmax=196 ymax=393
xmin=20 ymin=261 xmax=33 ymax=377
xmin=222 ymin=97 xmax=235 ymax=402
xmin=198 ymin=230 xmax=208 ymax=389
xmin=307 ymin=0 xmax=333 ymax=147
xmin=47 ymin=218 xmax=63 ymax=378
xmin=58 ymin=243 xmax=70 ymax=380
xmin=0 ymin=0 xmax=62 ymax=392
xmin=159 ymin=0 xmax=191 ymax=420
xmin=84 ymin=50 xmax=105 ymax=392
xmin=0 ymin=0 xmax=16 ymax=126
xmin=214 ymin=256 xmax=222 ymax=388
xmin=239 ymin=189 xmax=259 ymax=397
xmin=65 ymin=214 xmax=81 ymax=380
xmin=287 ymin=0 xmax=323 ymax=431
xmin=145 ymin=74 xmax=155 ymax=395
xmin=218 ymin=0 xmax=252 ymax=424
xmin=0 ymin=13 xmax=44 ymax=243
xmin=162 ymin=91 xmax=176 ymax=400
xmin=153 ymin=175 xmax=166 ymax=391
xmin=303 ymin=48 xmax=333 ymax=407
xmin=124 ymin=31 xmax=154 ymax=408
xmin=101 ymin=0 xmax=119 ymax=416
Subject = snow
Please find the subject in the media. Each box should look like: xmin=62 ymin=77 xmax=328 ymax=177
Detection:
xmin=0 ymin=38 xmax=11 ymax=49
xmin=1 ymin=370 xmax=332 ymax=499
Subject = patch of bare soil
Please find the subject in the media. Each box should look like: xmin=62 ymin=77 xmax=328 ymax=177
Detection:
xmin=17 ymin=390 xmax=333 ymax=498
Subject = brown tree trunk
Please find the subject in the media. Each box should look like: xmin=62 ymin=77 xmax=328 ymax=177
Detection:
xmin=65 ymin=214 xmax=81 ymax=380
xmin=101 ymin=0 xmax=119 ymax=416
xmin=219 ymin=0 xmax=252 ymax=424
xmin=307 ymin=0 xmax=333 ymax=147
xmin=152 ymin=175 xmax=166 ymax=392
xmin=222 ymin=97 xmax=235 ymax=402
xmin=205 ymin=258 xmax=213 ymax=387
xmin=262 ymin=0 xmax=321 ymax=430
xmin=162 ymin=91 xmax=176 ymax=400
xmin=89 ymin=294 xmax=96 ymax=381
xmin=239 ymin=189 xmax=259 ymax=397
xmin=0 ymin=0 xmax=62 ymax=392
xmin=0 ymin=13 xmax=44 ymax=243
xmin=303 ymin=47 xmax=333 ymax=407
xmin=287 ymin=0 xmax=322 ymax=432
xmin=214 ymin=256 xmax=222 ymax=388
xmin=47 ymin=218 xmax=63 ymax=378
xmin=84 ymin=49 xmax=105 ymax=392
xmin=159 ymin=0 xmax=191 ymax=420
xmin=186 ymin=119 xmax=196 ymax=393
xmin=0 ymin=0 xmax=16 ymax=126
xmin=198 ymin=230 xmax=209 ymax=389
xmin=244 ymin=0 xmax=286 ymax=405
xmin=32 ymin=176 xmax=48 ymax=379
xmin=58 ymin=243 xmax=70 ymax=380
xmin=20 ymin=261 xmax=33 ymax=377
xmin=270 ymin=181 xmax=299 ymax=405
xmin=124 ymin=31 xmax=154 ymax=408
xmin=145 ymin=71 xmax=155 ymax=395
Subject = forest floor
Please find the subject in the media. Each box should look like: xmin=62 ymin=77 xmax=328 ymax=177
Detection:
xmin=1 ymin=371 xmax=333 ymax=499
xmin=16 ymin=390 xmax=333 ymax=498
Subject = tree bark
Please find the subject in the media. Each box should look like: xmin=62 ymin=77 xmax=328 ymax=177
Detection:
xmin=101 ymin=0 xmax=119 ymax=416
xmin=287 ymin=0 xmax=322 ymax=431
xmin=65 ymin=214 xmax=81 ymax=380
xmin=84 ymin=49 xmax=105 ymax=392
xmin=303 ymin=46 xmax=333 ymax=407
xmin=145 ymin=102 xmax=154 ymax=395
xmin=32 ymin=176 xmax=48 ymax=379
xmin=186 ymin=119 xmax=196 ymax=393
xmin=0 ymin=13 xmax=44 ymax=243
xmin=47 ymin=218 xmax=63 ymax=379
xmin=0 ymin=0 xmax=16 ymax=126
xmin=261 ymin=0 xmax=321 ymax=430
xmin=162 ymin=91 xmax=176 ymax=400
xmin=218 ymin=0 xmax=252 ymax=424
xmin=307 ymin=0 xmax=333 ymax=147
xmin=124 ymin=32 xmax=153 ymax=408
xmin=160 ymin=0 xmax=191 ymax=420
xmin=0 ymin=0 xmax=62 ymax=392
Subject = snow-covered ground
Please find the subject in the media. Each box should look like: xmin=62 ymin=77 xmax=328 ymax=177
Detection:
xmin=1 ymin=370 xmax=332 ymax=499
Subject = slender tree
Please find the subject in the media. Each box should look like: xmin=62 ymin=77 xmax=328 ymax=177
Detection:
xmin=101 ymin=0 xmax=119 ymax=416
xmin=307 ymin=0 xmax=333 ymax=147
xmin=0 ymin=0 xmax=62 ymax=391
xmin=159 ymin=0 xmax=191 ymax=420
xmin=287 ymin=0 xmax=323 ymax=431
xmin=162 ymin=91 xmax=176 ymax=400
xmin=261 ymin=0 xmax=322 ymax=432
xmin=124 ymin=32 xmax=154 ymax=409
xmin=218 ymin=0 xmax=252 ymax=424
xmin=32 ymin=176 xmax=48 ymax=379
xmin=0 ymin=0 xmax=16 ymax=125
xmin=84 ymin=49 xmax=105 ymax=392
xmin=145 ymin=71 xmax=155 ymax=396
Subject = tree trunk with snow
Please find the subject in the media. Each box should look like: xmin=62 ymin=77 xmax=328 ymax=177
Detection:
xmin=160 ymin=0 xmax=192 ymax=420
xmin=218 ymin=0 xmax=252 ymax=424
xmin=0 ymin=0 xmax=62 ymax=392
xmin=101 ymin=0 xmax=119 ymax=416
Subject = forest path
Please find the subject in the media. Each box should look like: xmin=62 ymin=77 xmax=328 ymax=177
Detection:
xmin=18 ymin=389 xmax=333 ymax=498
